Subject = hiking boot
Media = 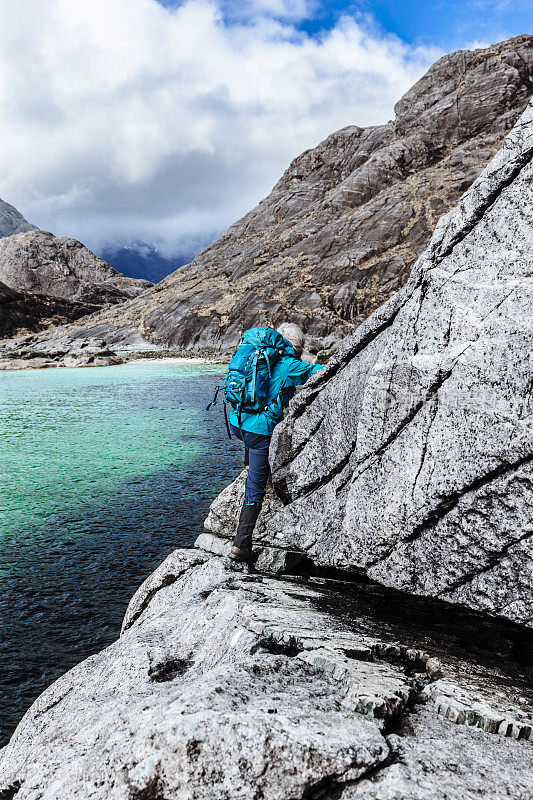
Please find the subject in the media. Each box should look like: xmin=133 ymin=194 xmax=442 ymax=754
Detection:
xmin=229 ymin=545 xmax=248 ymax=562
xmin=232 ymin=501 xmax=262 ymax=562
xmin=227 ymin=550 xmax=258 ymax=575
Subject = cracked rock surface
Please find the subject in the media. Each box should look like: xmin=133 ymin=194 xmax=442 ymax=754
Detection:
xmin=210 ymin=93 xmax=533 ymax=628
xmin=0 ymin=552 xmax=531 ymax=799
xmin=341 ymin=706 xmax=533 ymax=800
xmin=2 ymin=36 xmax=532 ymax=363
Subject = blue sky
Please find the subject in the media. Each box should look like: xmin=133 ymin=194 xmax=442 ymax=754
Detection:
xmin=157 ymin=0 xmax=533 ymax=49
xmin=298 ymin=1 xmax=532 ymax=50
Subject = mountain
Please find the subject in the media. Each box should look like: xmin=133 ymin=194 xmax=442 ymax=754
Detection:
xmin=3 ymin=35 xmax=530 ymax=365
xmin=0 ymin=224 xmax=154 ymax=340
xmin=0 ymin=198 xmax=154 ymax=338
xmin=0 ymin=280 xmax=101 ymax=340
xmin=101 ymin=245 xmax=192 ymax=284
xmin=0 ymin=197 xmax=36 ymax=238
xmin=0 ymin=230 xmax=152 ymax=306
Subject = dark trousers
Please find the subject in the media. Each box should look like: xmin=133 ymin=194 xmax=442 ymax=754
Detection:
xmin=230 ymin=424 xmax=271 ymax=503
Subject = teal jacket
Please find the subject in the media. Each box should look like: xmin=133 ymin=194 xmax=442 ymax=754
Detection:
xmin=229 ymin=356 xmax=323 ymax=436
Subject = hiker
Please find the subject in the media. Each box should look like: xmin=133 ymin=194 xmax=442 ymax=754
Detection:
xmin=227 ymin=323 xmax=323 ymax=565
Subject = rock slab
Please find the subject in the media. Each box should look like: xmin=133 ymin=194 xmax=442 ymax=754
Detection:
xmin=0 ymin=551 xmax=531 ymax=799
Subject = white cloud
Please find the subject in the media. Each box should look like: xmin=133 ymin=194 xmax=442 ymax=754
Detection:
xmin=0 ymin=0 xmax=441 ymax=260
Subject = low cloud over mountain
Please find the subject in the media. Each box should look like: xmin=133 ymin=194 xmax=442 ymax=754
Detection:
xmin=0 ymin=0 xmax=440 ymax=264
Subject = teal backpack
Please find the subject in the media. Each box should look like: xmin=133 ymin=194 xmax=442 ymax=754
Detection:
xmin=207 ymin=327 xmax=294 ymax=437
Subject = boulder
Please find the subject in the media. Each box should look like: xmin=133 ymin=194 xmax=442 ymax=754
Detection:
xmin=264 ymin=99 xmax=533 ymax=626
xmin=208 ymin=99 xmax=533 ymax=628
xmin=340 ymin=706 xmax=533 ymax=800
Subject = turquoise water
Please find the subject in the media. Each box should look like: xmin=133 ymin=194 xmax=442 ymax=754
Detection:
xmin=0 ymin=361 xmax=242 ymax=744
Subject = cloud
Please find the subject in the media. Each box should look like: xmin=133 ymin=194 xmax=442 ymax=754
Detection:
xmin=0 ymin=0 xmax=441 ymax=260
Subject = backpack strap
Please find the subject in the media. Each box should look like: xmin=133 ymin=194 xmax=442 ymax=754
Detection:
xmin=237 ymin=403 xmax=248 ymax=450
xmin=264 ymin=349 xmax=272 ymax=377
xmin=223 ymin=401 xmax=232 ymax=439
xmin=206 ymin=381 xmax=224 ymax=411
xmin=250 ymin=352 xmax=259 ymax=404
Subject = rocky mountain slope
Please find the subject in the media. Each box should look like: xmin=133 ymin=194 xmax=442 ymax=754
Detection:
xmin=0 ymin=227 xmax=154 ymax=340
xmin=3 ymin=34 xmax=531 ymax=365
xmin=0 ymin=197 xmax=36 ymax=238
xmin=0 ymin=230 xmax=152 ymax=309
xmin=0 ymin=280 xmax=102 ymax=340
xmin=207 ymin=96 xmax=533 ymax=628
xmin=0 ymin=198 xmax=153 ymax=338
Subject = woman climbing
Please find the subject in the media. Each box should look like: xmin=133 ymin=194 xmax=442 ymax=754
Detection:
xmin=225 ymin=323 xmax=323 ymax=565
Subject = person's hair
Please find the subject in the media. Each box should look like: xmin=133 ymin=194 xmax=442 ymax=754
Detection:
xmin=276 ymin=322 xmax=305 ymax=357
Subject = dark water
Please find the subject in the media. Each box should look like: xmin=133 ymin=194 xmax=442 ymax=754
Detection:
xmin=0 ymin=362 xmax=242 ymax=746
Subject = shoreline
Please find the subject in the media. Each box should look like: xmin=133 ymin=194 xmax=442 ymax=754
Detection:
xmin=127 ymin=356 xmax=226 ymax=365
xmin=0 ymin=352 xmax=229 ymax=371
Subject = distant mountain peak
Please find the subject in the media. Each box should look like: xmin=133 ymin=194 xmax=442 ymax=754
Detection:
xmin=0 ymin=197 xmax=37 ymax=238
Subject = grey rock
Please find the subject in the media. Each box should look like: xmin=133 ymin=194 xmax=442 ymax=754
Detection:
xmin=423 ymin=679 xmax=533 ymax=739
xmin=240 ymin=585 xmax=532 ymax=739
xmin=0 ymin=230 xmax=152 ymax=306
xmin=194 ymin=531 xmax=232 ymax=557
xmin=245 ymin=97 xmax=533 ymax=627
xmin=297 ymin=648 xmax=414 ymax=722
xmin=5 ymin=36 xmax=533 ymax=362
xmin=0 ymin=554 xmax=391 ymax=799
xmin=254 ymin=545 xmax=306 ymax=574
xmin=1 ymin=551 xmax=531 ymax=799
xmin=121 ymin=548 xmax=208 ymax=633
xmin=195 ymin=531 xmax=306 ymax=575
xmin=341 ymin=706 xmax=533 ymax=800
